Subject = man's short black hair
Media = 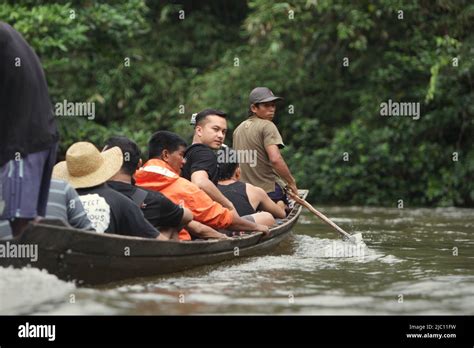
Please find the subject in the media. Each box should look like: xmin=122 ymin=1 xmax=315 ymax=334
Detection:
xmin=148 ymin=131 xmax=187 ymax=159
xmin=195 ymin=108 xmax=227 ymax=127
xmin=104 ymin=136 xmax=141 ymax=176
xmin=218 ymin=148 xmax=239 ymax=181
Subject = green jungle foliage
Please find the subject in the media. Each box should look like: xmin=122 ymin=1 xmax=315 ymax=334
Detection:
xmin=2 ymin=0 xmax=472 ymax=206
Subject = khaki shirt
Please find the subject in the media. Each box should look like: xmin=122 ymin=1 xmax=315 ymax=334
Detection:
xmin=233 ymin=116 xmax=284 ymax=193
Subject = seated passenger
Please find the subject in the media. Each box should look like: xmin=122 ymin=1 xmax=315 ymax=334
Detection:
xmin=218 ymin=148 xmax=286 ymax=225
xmin=0 ymin=178 xmax=94 ymax=239
xmin=181 ymin=109 xmax=236 ymax=211
xmin=52 ymin=142 xmax=171 ymax=240
xmin=134 ymin=131 xmax=270 ymax=236
xmin=45 ymin=178 xmax=94 ymax=229
xmin=103 ymin=136 xmax=228 ymax=240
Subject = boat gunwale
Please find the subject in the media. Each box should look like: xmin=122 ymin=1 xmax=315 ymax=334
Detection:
xmin=22 ymin=189 xmax=306 ymax=246
xmin=2 ymin=191 xmax=307 ymax=257
xmin=0 ymin=190 xmax=308 ymax=285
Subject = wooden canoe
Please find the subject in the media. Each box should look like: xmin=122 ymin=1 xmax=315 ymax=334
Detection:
xmin=0 ymin=190 xmax=308 ymax=286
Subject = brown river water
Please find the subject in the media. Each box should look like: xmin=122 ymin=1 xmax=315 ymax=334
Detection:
xmin=1 ymin=206 xmax=473 ymax=315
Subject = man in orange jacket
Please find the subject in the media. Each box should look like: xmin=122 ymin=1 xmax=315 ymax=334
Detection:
xmin=135 ymin=131 xmax=269 ymax=236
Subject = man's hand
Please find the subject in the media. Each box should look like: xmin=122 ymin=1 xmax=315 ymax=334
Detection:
xmin=285 ymin=186 xmax=304 ymax=205
xmin=255 ymin=224 xmax=270 ymax=236
xmin=230 ymin=225 xmax=269 ymax=237
xmin=216 ymin=233 xmax=232 ymax=240
xmin=286 ymin=182 xmax=298 ymax=197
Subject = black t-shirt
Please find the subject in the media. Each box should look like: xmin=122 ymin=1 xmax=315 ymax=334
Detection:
xmin=0 ymin=22 xmax=58 ymax=166
xmin=107 ymin=180 xmax=184 ymax=228
xmin=76 ymin=184 xmax=159 ymax=239
xmin=181 ymin=144 xmax=219 ymax=185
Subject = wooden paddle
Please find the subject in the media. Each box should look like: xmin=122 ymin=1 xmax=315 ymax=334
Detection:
xmin=285 ymin=189 xmax=362 ymax=244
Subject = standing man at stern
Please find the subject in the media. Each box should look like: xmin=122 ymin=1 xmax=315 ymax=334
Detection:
xmin=0 ymin=22 xmax=59 ymax=237
xmin=233 ymin=87 xmax=298 ymax=210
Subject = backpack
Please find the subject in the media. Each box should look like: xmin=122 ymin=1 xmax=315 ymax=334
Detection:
xmin=130 ymin=187 xmax=148 ymax=208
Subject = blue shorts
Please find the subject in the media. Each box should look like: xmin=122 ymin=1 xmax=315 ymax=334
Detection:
xmin=0 ymin=143 xmax=57 ymax=220
xmin=267 ymin=183 xmax=289 ymax=206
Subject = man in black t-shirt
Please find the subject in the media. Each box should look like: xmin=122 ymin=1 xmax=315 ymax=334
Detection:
xmin=107 ymin=180 xmax=184 ymax=228
xmin=53 ymin=142 xmax=165 ymax=239
xmin=182 ymin=109 xmax=237 ymax=214
xmin=103 ymin=136 xmax=189 ymax=230
xmin=104 ymin=136 xmax=229 ymax=240
xmin=77 ymin=184 xmax=159 ymax=238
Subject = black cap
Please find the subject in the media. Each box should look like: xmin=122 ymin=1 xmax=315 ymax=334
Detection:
xmin=249 ymin=87 xmax=283 ymax=105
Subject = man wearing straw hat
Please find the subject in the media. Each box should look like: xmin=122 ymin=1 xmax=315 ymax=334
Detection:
xmin=53 ymin=142 xmax=173 ymax=240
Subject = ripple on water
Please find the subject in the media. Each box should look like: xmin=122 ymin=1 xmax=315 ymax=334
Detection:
xmin=292 ymin=234 xmax=404 ymax=266
xmin=116 ymin=207 xmax=474 ymax=314
xmin=387 ymin=275 xmax=474 ymax=297
xmin=378 ymin=275 xmax=474 ymax=314
xmin=2 ymin=205 xmax=471 ymax=315
xmin=116 ymin=234 xmax=403 ymax=307
xmin=377 ymin=254 xmax=405 ymax=264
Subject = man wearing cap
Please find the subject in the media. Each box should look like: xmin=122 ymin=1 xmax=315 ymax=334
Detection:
xmin=233 ymin=87 xmax=298 ymax=209
xmin=53 ymin=142 xmax=172 ymax=240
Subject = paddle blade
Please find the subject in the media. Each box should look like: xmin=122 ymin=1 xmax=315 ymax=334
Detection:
xmin=343 ymin=232 xmax=363 ymax=244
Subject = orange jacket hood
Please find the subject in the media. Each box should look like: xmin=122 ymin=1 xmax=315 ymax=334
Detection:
xmin=135 ymin=158 xmax=233 ymax=230
xmin=135 ymin=158 xmax=180 ymax=191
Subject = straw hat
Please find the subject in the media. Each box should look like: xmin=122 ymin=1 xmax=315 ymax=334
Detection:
xmin=53 ymin=142 xmax=123 ymax=189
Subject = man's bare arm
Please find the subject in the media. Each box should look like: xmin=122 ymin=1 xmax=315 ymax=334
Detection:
xmin=180 ymin=208 xmax=193 ymax=226
xmin=228 ymin=215 xmax=269 ymax=235
xmin=186 ymin=220 xmax=229 ymax=239
xmin=191 ymin=170 xmax=236 ymax=211
xmin=265 ymin=144 xmax=298 ymax=194
xmin=254 ymin=186 xmax=286 ymax=218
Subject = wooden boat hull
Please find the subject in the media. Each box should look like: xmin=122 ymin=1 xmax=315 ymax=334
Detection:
xmin=0 ymin=190 xmax=307 ymax=285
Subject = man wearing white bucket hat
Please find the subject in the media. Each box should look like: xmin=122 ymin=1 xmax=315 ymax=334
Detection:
xmin=53 ymin=142 xmax=172 ymax=240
